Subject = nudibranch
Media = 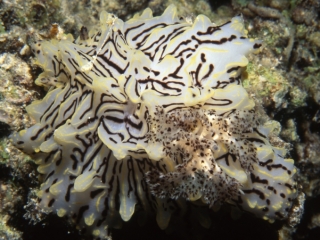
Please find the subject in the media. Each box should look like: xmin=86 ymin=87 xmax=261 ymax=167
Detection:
xmin=11 ymin=5 xmax=297 ymax=239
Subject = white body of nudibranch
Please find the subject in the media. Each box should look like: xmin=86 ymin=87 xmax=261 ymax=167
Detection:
xmin=11 ymin=5 xmax=297 ymax=239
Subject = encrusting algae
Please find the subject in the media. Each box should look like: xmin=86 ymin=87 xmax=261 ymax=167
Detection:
xmin=10 ymin=5 xmax=298 ymax=239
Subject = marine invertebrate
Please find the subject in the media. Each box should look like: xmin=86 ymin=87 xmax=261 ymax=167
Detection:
xmin=11 ymin=5 xmax=297 ymax=239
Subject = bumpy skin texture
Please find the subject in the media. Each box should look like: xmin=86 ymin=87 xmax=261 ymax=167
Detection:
xmin=11 ymin=5 xmax=297 ymax=239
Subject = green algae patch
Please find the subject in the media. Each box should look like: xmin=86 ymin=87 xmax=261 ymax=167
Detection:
xmin=244 ymin=63 xmax=289 ymax=108
xmin=0 ymin=141 xmax=9 ymax=163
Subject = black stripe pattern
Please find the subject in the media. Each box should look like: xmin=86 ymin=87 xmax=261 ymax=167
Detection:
xmin=11 ymin=5 xmax=297 ymax=239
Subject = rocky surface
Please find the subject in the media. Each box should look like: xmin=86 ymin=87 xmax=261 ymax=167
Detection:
xmin=0 ymin=0 xmax=319 ymax=239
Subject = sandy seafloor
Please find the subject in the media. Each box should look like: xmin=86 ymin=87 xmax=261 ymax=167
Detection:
xmin=0 ymin=0 xmax=319 ymax=239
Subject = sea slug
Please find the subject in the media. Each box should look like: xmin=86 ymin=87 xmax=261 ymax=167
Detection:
xmin=11 ymin=5 xmax=297 ymax=239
